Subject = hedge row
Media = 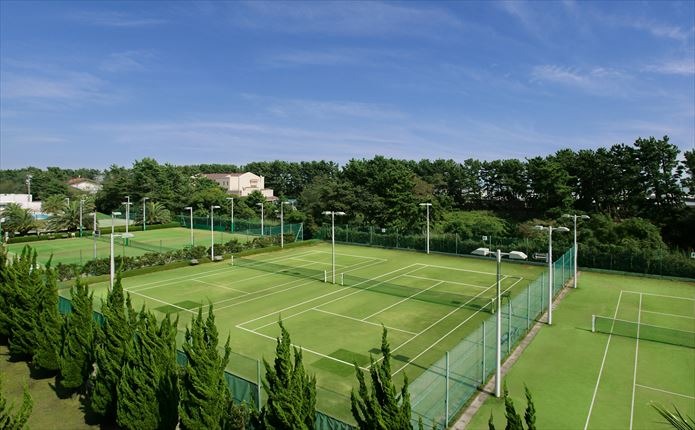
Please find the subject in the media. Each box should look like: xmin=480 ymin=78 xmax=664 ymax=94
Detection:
xmin=6 ymin=222 xmax=180 ymax=244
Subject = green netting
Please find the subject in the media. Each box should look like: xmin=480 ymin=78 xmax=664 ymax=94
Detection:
xmin=179 ymin=215 xmax=302 ymax=239
xmin=234 ymin=257 xmax=495 ymax=313
xmin=593 ymin=316 xmax=695 ymax=348
xmin=94 ymin=234 xmax=176 ymax=254
xmin=409 ymin=248 xmax=574 ymax=427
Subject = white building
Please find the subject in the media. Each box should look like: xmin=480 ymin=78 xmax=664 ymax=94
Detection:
xmin=67 ymin=177 xmax=102 ymax=194
xmin=202 ymin=172 xmax=276 ymax=200
xmin=0 ymin=194 xmax=42 ymax=213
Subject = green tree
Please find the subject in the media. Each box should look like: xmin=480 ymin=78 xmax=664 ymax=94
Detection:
xmin=633 ymin=136 xmax=684 ymax=220
xmin=136 ymin=200 xmax=172 ymax=225
xmin=179 ymin=305 xmax=232 ymax=429
xmin=682 ymin=149 xmax=694 ymax=197
xmin=32 ymin=262 xmax=62 ymax=371
xmin=7 ymin=248 xmax=42 ymax=359
xmin=0 ymin=375 xmax=32 ymax=430
xmin=651 ymin=402 xmax=695 ymax=430
xmin=60 ymin=279 xmax=95 ymax=391
xmin=41 ymin=194 xmax=69 ymax=214
xmin=351 ymin=327 xmax=412 ymax=430
xmin=90 ymin=273 xmax=136 ymax=419
xmin=523 ymin=385 xmax=536 ymax=430
xmin=1 ymin=203 xmax=37 ymax=237
xmin=259 ymin=319 xmax=316 ymax=430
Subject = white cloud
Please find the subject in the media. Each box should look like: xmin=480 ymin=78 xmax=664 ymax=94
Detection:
xmin=530 ymin=64 xmax=632 ymax=95
xmin=643 ymin=59 xmax=695 ymax=76
xmin=69 ymin=11 xmax=167 ymax=27
xmin=241 ymin=94 xmax=406 ymax=120
xmin=100 ymin=51 xmax=153 ymax=73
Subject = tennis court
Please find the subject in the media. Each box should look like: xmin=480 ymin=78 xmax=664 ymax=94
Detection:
xmin=75 ymin=242 xmax=542 ymax=421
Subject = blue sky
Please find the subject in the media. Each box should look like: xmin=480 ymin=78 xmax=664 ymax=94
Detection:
xmin=1 ymin=1 xmax=693 ymax=169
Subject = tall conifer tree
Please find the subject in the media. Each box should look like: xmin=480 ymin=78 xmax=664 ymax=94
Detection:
xmin=33 ymin=261 xmax=62 ymax=371
xmin=60 ymin=279 xmax=95 ymax=391
xmin=0 ymin=374 xmax=33 ymax=430
xmin=8 ymin=248 xmax=42 ymax=359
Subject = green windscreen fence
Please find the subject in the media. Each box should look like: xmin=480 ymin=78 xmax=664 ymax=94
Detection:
xmin=408 ymin=248 xmax=574 ymax=428
xmin=592 ymin=315 xmax=695 ymax=349
xmin=234 ymin=257 xmax=495 ymax=313
xmin=179 ymin=215 xmax=303 ymax=240
xmin=94 ymin=234 xmax=177 ymax=254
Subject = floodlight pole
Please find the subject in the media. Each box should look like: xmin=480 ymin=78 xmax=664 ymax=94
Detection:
xmin=111 ymin=211 xmax=121 ymax=235
xmin=211 ymin=205 xmax=220 ymax=260
xmin=0 ymin=217 xmax=5 ymax=244
xmin=322 ymin=211 xmax=346 ymax=284
xmin=536 ymin=225 xmax=569 ymax=325
xmin=184 ymin=207 xmax=193 ymax=247
xmin=563 ymin=214 xmax=590 ymax=289
xmin=92 ymin=212 xmax=97 ymax=259
xmin=142 ymin=197 xmax=149 ymax=231
xmin=257 ymin=203 xmax=264 ymax=236
xmin=110 ymin=232 xmax=134 ymax=291
xmin=26 ymin=175 xmax=32 ymax=198
xmin=280 ymin=201 xmax=290 ymax=248
xmin=124 ymin=196 xmax=131 ymax=235
xmin=419 ymin=202 xmax=432 ymax=254
xmin=226 ymin=197 xmax=234 ymax=233
xmin=79 ymin=199 xmax=84 ymax=237
xmin=495 ymin=249 xmax=502 ymax=398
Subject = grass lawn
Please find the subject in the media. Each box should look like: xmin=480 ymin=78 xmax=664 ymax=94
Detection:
xmin=466 ymin=271 xmax=695 ymax=430
xmin=0 ymin=345 xmax=99 ymax=429
xmin=63 ymin=242 xmax=543 ymax=423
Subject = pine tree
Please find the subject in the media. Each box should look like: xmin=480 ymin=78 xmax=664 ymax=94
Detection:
xmin=60 ymin=279 xmax=95 ymax=391
xmin=0 ymin=374 xmax=33 ymax=430
xmin=8 ymin=248 xmax=42 ymax=359
xmin=32 ymin=261 xmax=62 ymax=372
xmin=259 ymin=319 xmax=316 ymax=430
xmin=90 ymin=273 xmax=136 ymax=418
xmin=503 ymin=385 xmax=524 ymax=430
xmin=523 ymin=385 xmax=536 ymax=430
xmin=155 ymin=313 xmax=180 ymax=430
xmin=179 ymin=305 xmax=232 ymax=429
xmin=489 ymin=412 xmax=496 ymax=430
xmin=0 ymin=247 xmax=13 ymax=341
xmin=351 ymin=327 xmax=412 ymax=430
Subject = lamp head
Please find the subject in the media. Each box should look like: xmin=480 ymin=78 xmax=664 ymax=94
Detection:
xmin=112 ymin=211 xmax=122 ymax=216
xmin=256 ymin=202 xmax=263 ymax=206
xmin=0 ymin=218 xmax=5 ymax=223
xmin=335 ymin=211 xmax=346 ymax=216
xmin=556 ymin=227 xmax=570 ymax=233
xmin=211 ymin=205 xmax=221 ymax=209
xmin=184 ymin=206 xmax=192 ymax=210
xmin=419 ymin=203 xmax=432 ymax=207
xmin=534 ymin=225 xmax=545 ymax=231
xmin=581 ymin=215 xmax=591 ymax=220
xmin=143 ymin=197 xmax=149 ymax=201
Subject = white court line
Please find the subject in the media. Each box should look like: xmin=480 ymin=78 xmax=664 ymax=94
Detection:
xmin=217 ymin=258 xmax=389 ymax=315
xmin=629 ymin=293 xmax=643 ymax=430
xmin=193 ymin=279 xmax=249 ymax=295
xmin=289 ymin=257 xmax=345 ymax=267
xmin=237 ymin=325 xmax=369 ymax=371
xmin=640 ymin=310 xmax=695 ymax=320
xmin=403 ymin=274 xmax=489 ymax=290
xmin=584 ymin=290 xmax=624 ymax=430
xmin=622 ymin=290 xmax=695 ymax=302
xmin=246 ymin=264 xmax=425 ymax=331
xmin=362 ymin=281 xmax=444 ymax=321
xmin=129 ymin=249 xmax=318 ymax=292
xmin=125 ymin=288 xmax=197 ymax=314
xmin=312 ymin=308 xmax=418 ymax=336
xmin=417 ymin=263 xmax=498 ymax=276
xmin=635 ymin=384 xmax=695 ymax=400
xmin=389 ymin=277 xmax=523 ymax=375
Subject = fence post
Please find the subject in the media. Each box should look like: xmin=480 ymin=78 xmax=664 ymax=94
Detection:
xmin=507 ymin=299 xmax=511 ymax=355
xmin=540 ymin=276 xmax=545 ymax=311
xmin=445 ymin=351 xmax=450 ymax=427
xmin=481 ymin=321 xmax=486 ymax=383
xmin=527 ymin=285 xmax=531 ymax=330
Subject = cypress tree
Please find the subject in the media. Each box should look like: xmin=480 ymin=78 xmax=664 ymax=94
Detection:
xmin=489 ymin=412 xmax=496 ymax=430
xmin=259 ymin=319 xmax=316 ymax=430
xmin=351 ymin=327 xmax=412 ymax=430
xmin=156 ymin=313 xmax=180 ymax=430
xmin=90 ymin=273 xmax=136 ymax=418
xmin=0 ymin=247 xmax=13 ymax=342
xmin=8 ymin=248 xmax=42 ymax=359
xmin=523 ymin=385 xmax=536 ymax=430
xmin=179 ymin=305 xmax=232 ymax=429
xmin=503 ymin=385 xmax=524 ymax=430
xmin=60 ymin=279 xmax=95 ymax=391
xmin=0 ymin=374 xmax=33 ymax=430
xmin=32 ymin=262 xmax=62 ymax=372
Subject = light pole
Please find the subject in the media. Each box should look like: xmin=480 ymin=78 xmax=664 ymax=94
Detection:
xmin=0 ymin=217 xmax=5 ymax=244
xmin=419 ymin=202 xmax=432 ymax=254
xmin=142 ymin=197 xmax=149 ymax=231
xmin=123 ymin=196 xmax=131 ymax=236
xmin=184 ymin=207 xmax=194 ymax=247
xmin=280 ymin=201 xmax=290 ymax=248
xmin=226 ymin=197 xmax=234 ymax=233
xmin=322 ymin=211 xmax=346 ymax=284
xmin=111 ymin=211 xmax=121 ymax=235
xmin=535 ymin=225 xmax=570 ymax=325
xmin=91 ymin=212 xmax=97 ymax=259
xmin=110 ymin=232 xmax=134 ymax=291
xmin=26 ymin=175 xmax=32 ymax=198
xmin=257 ymin=202 xmax=264 ymax=236
xmin=563 ymin=214 xmax=590 ymax=289
xmin=79 ymin=199 xmax=85 ymax=237
xmin=210 ymin=205 xmax=220 ymax=260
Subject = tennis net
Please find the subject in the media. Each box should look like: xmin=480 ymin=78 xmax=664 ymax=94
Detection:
xmin=233 ymin=257 xmax=495 ymax=313
xmin=94 ymin=235 xmax=174 ymax=254
xmin=592 ymin=315 xmax=695 ymax=348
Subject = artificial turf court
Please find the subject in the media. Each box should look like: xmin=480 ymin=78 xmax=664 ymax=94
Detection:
xmin=69 ymin=242 xmax=543 ymax=421
xmin=467 ymin=271 xmax=695 ymax=430
xmin=6 ymin=227 xmax=252 ymax=266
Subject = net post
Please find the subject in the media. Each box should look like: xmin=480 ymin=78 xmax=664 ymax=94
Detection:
xmin=231 ymin=255 xmax=234 ymax=266
xmin=324 ymin=270 xmax=327 ymax=283
xmin=482 ymin=321 xmax=486 ymax=383
xmin=591 ymin=315 xmax=595 ymax=333
xmin=445 ymin=351 xmax=450 ymax=427
xmin=341 ymin=273 xmax=344 ymax=286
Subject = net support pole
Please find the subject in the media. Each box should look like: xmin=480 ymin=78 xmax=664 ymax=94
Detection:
xmin=341 ymin=273 xmax=344 ymax=286
xmin=324 ymin=270 xmax=327 ymax=283
xmin=591 ymin=315 xmax=595 ymax=333
xmin=231 ymin=255 xmax=234 ymax=266
xmin=256 ymin=359 xmax=262 ymax=408
xmin=482 ymin=321 xmax=486 ymax=383
xmin=445 ymin=351 xmax=450 ymax=427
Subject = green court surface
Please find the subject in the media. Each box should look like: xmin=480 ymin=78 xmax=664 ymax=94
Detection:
xmin=6 ymin=227 xmax=252 ymax=265
xmin=66 ymin=242 xmax=543 ymax=422
xmin=467 ymin=271 xmax=695 ymax=430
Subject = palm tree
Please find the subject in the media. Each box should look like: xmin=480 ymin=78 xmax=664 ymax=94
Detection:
xmin=47 ymin=201 xmax=95 ymax=232
xmin=40 ymin=195 xmax=68 ymax=215
xmin=136 ymin=201 xmax=171 ymax=225
xmin=1 ymin=203 xmax=36 ymax=236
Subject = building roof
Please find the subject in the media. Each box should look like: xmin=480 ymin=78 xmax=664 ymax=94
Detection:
xmin=202 ymin=173 xmax=243 ymax=180
xmin=67 ymin=177 xmax=99 ymax=185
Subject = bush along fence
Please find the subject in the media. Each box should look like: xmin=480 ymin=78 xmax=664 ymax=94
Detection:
xmin=408 ymin=247 xmax=574 ymax=428
xmin=56 ymin=296 xmax=352 ymax=430
xmin=316 ymin=224 xmax=695 ymax=279
xmin=178 ymin=215 xmax=304 ymax=241
xmin=53 ymin=234 xmax=299 ymax=281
